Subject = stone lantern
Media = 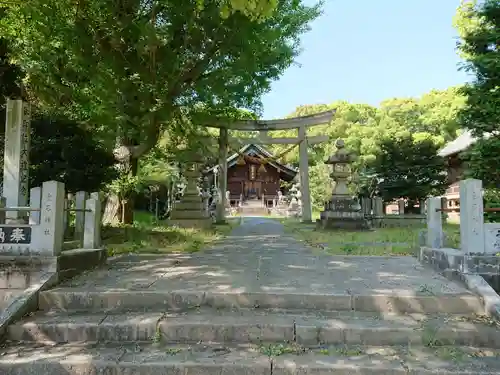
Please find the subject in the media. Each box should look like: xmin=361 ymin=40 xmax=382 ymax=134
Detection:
xmin=326 ymin=139 xmax=356 ymax=197
xmin=318 ymin=139 xmax=369 ymax=230
xmin=168 ymin=155 xmax=213 ymax=229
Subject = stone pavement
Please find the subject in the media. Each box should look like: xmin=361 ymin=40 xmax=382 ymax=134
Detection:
xmin=2 ymin=217 xmax=500 ymax=374
xmin=49 ymin=216 xmax=476 ymax=308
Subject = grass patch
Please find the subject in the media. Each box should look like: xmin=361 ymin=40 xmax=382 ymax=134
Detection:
xmin=103 ymin=211 xmax=239 ymax=256
xmin=281 ymin=218 xmax=460 ymax=256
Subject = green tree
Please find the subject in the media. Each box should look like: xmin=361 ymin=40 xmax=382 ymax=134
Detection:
xmin=0 ymin=9 xmax=23 ymax=104
xmin=454 ymin=0 xmax=500 ymax=187
xmin=2 ymin=0 xmax=320 ymax=161
xmin=2 ymin=0 xmax=320 ymax=222
xmin=30 ymin=115 xmax=118 ymax=193
xmin=366 ymin=134 xmax=447 ymax=210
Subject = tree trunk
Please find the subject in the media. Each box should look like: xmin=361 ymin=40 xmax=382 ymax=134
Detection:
xmin=102 ymin=194 xmax=120 ymax=225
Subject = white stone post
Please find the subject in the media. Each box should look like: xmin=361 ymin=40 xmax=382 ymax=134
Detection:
xmin=29 ymin=186 xmax=41 ymax=225
xmin=298 ymin=126 xmax=312 ymax=222
xmin=459 ymin=179 xmax=485 ymax=255
xmin=84 ymin=196 xmax=102 ymax=249
xmin=39 ymin=181 xmax=65 ymax=256
xmin=426 ymin=197 xmax=443 ymax=248
xmin=3 ymin=99 xmax=31 ymax=221
xmin=74 ymin=191 xmax=88 ymax=239
xmin=398 ymin=199 xmax=405 ymax=215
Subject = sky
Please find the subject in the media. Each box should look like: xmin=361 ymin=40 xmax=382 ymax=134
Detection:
xmin=261 ymin=0 xmax=471 ymax=119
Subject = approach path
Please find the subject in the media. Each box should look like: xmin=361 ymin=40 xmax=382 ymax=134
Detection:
xmin=2 ymin=217 xmax=500 ymax=375
xmin=58 ymin=216 xmax=471 ymax=300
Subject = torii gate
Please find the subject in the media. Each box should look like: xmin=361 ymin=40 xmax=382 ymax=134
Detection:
xmin=206 ymin=109 xmax=336 ymax=223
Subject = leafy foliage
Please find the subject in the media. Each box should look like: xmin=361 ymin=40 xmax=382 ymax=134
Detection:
xmin=365 ymin=135 xmax=447 ymax=204
xmin=0 ymin=9 xmax=23 ymax=103
xmin=260 ymin=87 xmax=464 ymax=207
xmin=454 ymin=0 xmax=500 ymax=187
xmin=483 ymin=188 xmax=500 ymax=223
xmin=30 ymin=115 xmax=118 ymax=193
xmin=2 ymin=0 xmax=320 ymax=157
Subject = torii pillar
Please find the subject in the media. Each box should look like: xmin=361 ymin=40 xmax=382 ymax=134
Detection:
xmin=205 ymin=109 xmax=336 ymax=223
xmin=298 ymin=125 xmax=312 ymax=222
xmin=216 ymin=128 xmax=228 ymax=223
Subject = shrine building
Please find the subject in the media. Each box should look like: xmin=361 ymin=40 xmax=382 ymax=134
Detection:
xmin=205 ymin=144 xmax=297 ymax=204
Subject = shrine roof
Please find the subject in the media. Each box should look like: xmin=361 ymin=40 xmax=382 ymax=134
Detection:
xmin=437 ymin=130 xmax=494 ymax=158
xmin=206 ymin=144 xmax=298 ymax=180
xmin=438 ymin=130 xmax=476 ymax=158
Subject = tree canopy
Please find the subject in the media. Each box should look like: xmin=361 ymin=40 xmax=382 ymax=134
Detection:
xmin=30 ymin=115 xmax=118 ymax=193
xmin=454 ymin=0 xmax=500 ymax=187
xmin=2 ymin=0 xmax=321 ymax=160
xmin=259 ymin=87 xmax=465 ymax=208
xmin=363 ymin=135 xmax=447 ymax=205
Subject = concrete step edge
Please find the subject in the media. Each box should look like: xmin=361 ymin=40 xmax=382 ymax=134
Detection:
xmin=8 ymin=310 xmax=500 ymax=348
xmin=38 ymin=289 xmax=484 ymax=315
xmin=1 ymin=342 xmax=500 ymax=375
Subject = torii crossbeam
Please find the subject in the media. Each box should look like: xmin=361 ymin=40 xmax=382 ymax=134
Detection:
xmin=205 ymin=110 xmax=336 ymax=223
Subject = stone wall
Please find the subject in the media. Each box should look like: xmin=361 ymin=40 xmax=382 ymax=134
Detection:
xmin=373 ymin=214 xmax=426 ymax=228
xmin=422 ymin=180 xmax=500 ymax=298
xmin=420 ymin=247 xmax=500 ymax=292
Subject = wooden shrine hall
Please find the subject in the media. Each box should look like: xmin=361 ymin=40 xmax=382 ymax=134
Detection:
xmin=205 ymin=144 xmax=297 ymax=204
xmin=201 ymin=109 xmax=336 ymax=222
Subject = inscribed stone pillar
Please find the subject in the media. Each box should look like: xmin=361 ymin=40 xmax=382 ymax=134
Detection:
xmin=459 ymin=179 xmax=485 ymax=255
xmin=298 ymin=126 xmax=312 ymax=222
xmin=216 ymin=128 xmax=228 ymax=223
xmin=39 ymin=181 xmax=65 ymax=255
xmin=3 ymin=99 xmax=31 ymax=221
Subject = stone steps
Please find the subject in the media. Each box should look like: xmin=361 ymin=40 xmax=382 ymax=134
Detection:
xmin=7 ymin=308 xmax=500 ymax=348
xmin=37 ymin=289 xmax=485 ymax=315
xmin=1 ymin=341 xmax=500 ymax=375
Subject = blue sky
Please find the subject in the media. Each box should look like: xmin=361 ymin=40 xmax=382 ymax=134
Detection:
xmin=261 ymin=0 xmax=471 ymax=119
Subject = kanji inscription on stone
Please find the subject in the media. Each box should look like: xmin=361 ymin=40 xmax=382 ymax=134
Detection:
xmin=0 ymin=226 xmax=32 ymax=244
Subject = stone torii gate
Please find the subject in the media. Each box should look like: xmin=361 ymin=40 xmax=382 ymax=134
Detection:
xmin=206 ymin=109 xmax=336 ymax=223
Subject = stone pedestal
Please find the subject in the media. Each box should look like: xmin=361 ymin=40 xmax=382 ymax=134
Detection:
xmin=317 ymin=139 xmax=370 ymax=231
xmin=319 ymin=196 xmax=370 ymax=230
xmin=168 ymin=167 xmax=212 ymax=229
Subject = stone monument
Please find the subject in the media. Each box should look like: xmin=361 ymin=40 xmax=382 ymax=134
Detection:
xmin=168 ymin=164 xmax=212 ymax=229
xmin=2 ymin=100 xmax=31 ymax=223
xmin=318 ymin=139 xmax=370 ymax=230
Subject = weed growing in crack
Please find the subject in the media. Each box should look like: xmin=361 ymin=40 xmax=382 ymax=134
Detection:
xmin=417 ymin=284 xmax=435 ymax=295
xmin=332 ymin=345 xmax=364 ymax=356
xmin=433 ymin=347 xmax=466 ymax=363
xmin=421 ymin=325 xmax=444 ymax=348
xmin=259 ymin=343 xmax=306 ymax=357
xmin=165 ymin=347 xmax=182 ymax=355
xmin=152 ymin=325 xmax=162 ymax=344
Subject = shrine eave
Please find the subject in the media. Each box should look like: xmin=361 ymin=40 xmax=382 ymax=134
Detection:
xmin=203 ymin=109 xmax=336 ymax=131
xmin=205 ymin=144 xmax=298 ymax=181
